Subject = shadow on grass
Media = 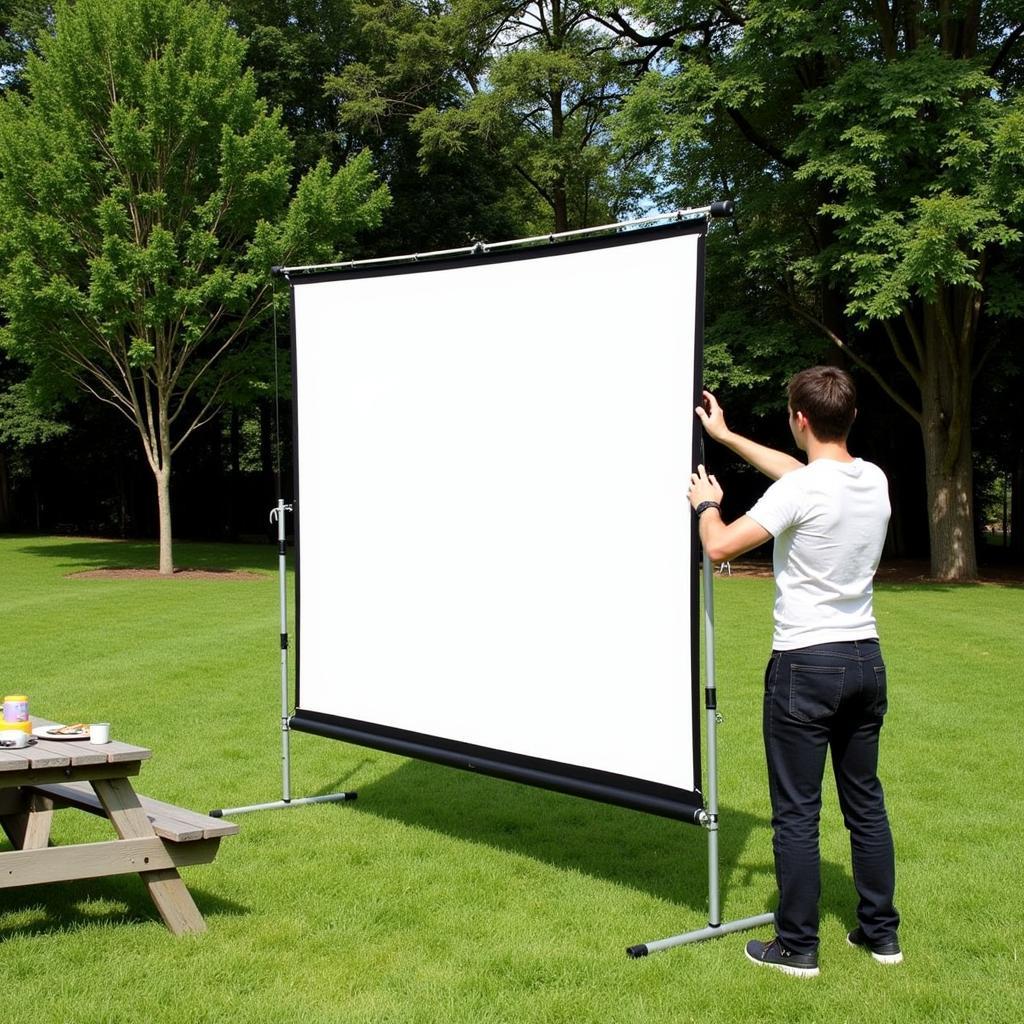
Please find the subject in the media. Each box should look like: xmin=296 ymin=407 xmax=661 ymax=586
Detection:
xmin=0 ymin=874 xmax=247 ymax=942
xmin=875 ymin=579 xmax=1024 ymax=593
xmin=820 ymin=859 xmax=870 ymax=934
xmin=731 ymin=857 xmax=870 ymax=937
xmin=324 ymin=757 xmax=773 ymax=915
xmin=13 ymin=537 xmax=277 ymax=573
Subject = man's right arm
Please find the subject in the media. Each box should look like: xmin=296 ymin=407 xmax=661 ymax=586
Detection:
xmin=696 ymin=390 xmax=803 ymax=481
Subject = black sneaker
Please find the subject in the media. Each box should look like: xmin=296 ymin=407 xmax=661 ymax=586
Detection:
xmin=847 ymin=926 xmax=903 ymax=964
xmin=745 ymin=937 xmax=820 ymax=978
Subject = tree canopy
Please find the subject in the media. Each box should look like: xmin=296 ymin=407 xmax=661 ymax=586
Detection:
xmin=0 ymin=0 xmax=388 ymax=572
xmin=330 ymin=0 xmax=670 ymax=232
xmin=614 ymin=0 xmax=1024 ymax=578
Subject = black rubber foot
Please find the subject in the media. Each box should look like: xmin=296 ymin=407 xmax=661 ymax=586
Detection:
xmin=626 ymin=944 xmax=649 ymax=959
xmin=209 ymin=809 xmax=223 ymax=818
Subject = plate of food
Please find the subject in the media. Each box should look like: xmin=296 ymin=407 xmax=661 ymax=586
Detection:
xmin=33 ymin=723 xmax=91 ymax=740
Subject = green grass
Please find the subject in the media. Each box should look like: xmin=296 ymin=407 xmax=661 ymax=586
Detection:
xmin=0 ymin=535 xmax=1021 ymax=1023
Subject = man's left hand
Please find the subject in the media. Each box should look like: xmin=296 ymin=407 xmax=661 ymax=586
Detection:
xmin=689 ymin=463 xmax=723 ymax=511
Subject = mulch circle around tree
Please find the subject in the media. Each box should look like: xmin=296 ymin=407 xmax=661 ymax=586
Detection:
xmin=66 ymin=568 xmax=268 ymax=581
xmin=64 ymin=561 xmax=1021 ymax=585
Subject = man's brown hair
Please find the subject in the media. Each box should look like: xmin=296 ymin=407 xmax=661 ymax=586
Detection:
xmin=787 ymin=366 xmax=856 ymax=442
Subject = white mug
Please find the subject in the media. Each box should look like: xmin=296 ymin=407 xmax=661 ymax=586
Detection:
xmin=89 ymin=722 xmax=110 ymax=744
xmin=0 ymin=730 xmax=29 ymax=748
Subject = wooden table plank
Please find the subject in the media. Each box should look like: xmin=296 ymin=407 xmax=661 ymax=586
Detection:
xmin=0 ymin=748 xmax=69 ymax=772
xmin=92 ymin=777 xmax=208 ymax=935
xmin=82 ymin=738 xmax=153 ymax=764
xmin=0 ymin=836 xmax=221 ymax=888
xmin=29 ymin=740 xmax=107 ymax=766
xmin=113 ymin=792 xmax=240 ymax=840
xmin=0 ymin=726 xmax=151 ymax=773
xmin=0 ymin=761 xmax=142 ymax=791
xmin=29 ymin=782 xmax=205 ymax=842
xmin=29 ymin=720 xmax=152 ymax=764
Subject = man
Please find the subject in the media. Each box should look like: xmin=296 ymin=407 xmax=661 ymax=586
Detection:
xmin=688 ymin=366 xmax=901 ymax=978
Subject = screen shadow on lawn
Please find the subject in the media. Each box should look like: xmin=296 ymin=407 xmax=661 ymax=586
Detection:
xmin=326 ymin=756 xmax=771 ymax=911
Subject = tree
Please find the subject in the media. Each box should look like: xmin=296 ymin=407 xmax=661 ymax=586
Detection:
xmin=0 ymin=0 xmax=389 ymax=573
xmin=0 ymin=1 xmax=51 ymax=93
xmin=332 ymin=0 xmax=664 ymax=233
xmin=225 ymin=0 xmax=524 ymax=256
xmin=616 ymin=0 xmax=1024 ymax=579
xmin=225 ymin=0 xmax=361 ymax=177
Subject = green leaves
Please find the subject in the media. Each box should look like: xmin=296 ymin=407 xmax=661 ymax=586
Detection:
xmin=127 ymin=336 xmax=155 ymax=367
xmin=0 ymin=0 xmax=388 ymax=368
xmin=0 ymin=0 xmax=389 ymax=559
xmin=836 ymin=192 xmax=1021 ymax=321
xmin=990 ymin=96 xmax=1024 ymax=217
xmin=336 ymin=1 xmax=656 ymax=231
xmin=247 ymin=149 xmax=390 ymax=271
xmin=785 ymin=45 xmax=1024 ymax=321
xmin=0 ymin=382 xmax=70 ymax=448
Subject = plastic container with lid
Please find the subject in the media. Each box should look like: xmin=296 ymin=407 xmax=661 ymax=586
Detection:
xmin=3 ymin=695 xmax=29 ymax=724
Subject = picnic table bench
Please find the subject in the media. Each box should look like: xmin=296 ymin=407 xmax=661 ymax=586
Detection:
xmin=0 ymin=720 xmax=238 ymax=934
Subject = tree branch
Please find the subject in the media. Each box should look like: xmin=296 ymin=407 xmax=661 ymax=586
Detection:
xmin=958 ymin=0 xmax=981 ymax=59
xmin=882 ymin=319 xmax=922 ymax=388
xmin=788 ymin=300 xmax=922 ymax=422
xmin=512 ymin=163 xmax=554 ymax=206
xmin=901 ymin=307 xmax=927 ymax=367
xmin=988 ymin=23 xmax=1024 ymax=77
xmin=171 ymin=376 xmax=233 ymax=455
xmin=873 ymin=0 xmax=898 ymax=59
xmin=726 ymin=108 xmax=799 ymax=170
xmin=592 ymin=11 xmax=687 ymax=51
xmin=715 ymin=1 xmax=746 ymax=27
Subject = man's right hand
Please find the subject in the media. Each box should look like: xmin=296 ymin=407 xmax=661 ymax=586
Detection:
xmin=694 ymin=388 xmax=804 ymax=480
xmin=695 ymin=390 xmax=730 ymax=443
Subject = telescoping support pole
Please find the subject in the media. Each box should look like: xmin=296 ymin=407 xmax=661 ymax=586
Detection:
xmin=626 ymin=552 xmax=773 ymax=957
xmin=211 ymin=500 xmax=357 ymax=817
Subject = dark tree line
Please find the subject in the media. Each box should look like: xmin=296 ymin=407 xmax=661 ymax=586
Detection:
xmin=0 ymin=0 xmax=1021 ymax=574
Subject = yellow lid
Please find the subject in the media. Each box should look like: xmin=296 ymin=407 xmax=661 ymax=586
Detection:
xmin=4 ymin=695 xmax=28 ymax=702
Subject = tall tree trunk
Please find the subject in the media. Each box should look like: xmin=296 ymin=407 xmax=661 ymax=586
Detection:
xmin=552 ymin=182 xmax=569 ymax=233
xmin=919 ymin=301 xmax=977 ymax=580
xmin=155 ymin=461 xmax=173 ymax=576
xmin=920 ymin=405 xmax=975 ymax=579
xmin=550 ymin=76 xmax=568 ymax=232
xmin=146 ymin=385 xmax=176 ymax=575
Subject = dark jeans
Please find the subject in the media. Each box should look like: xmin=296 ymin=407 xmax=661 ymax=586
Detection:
xmin=763 ymin=639 xmax=900 ymax=954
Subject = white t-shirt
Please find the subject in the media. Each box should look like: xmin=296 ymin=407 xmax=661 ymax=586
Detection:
xmin=746 ymin=458 xmax=890 ymax=650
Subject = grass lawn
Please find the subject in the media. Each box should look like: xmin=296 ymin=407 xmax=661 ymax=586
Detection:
xmin=0 ymin=534 xmax=1020 ymax=1023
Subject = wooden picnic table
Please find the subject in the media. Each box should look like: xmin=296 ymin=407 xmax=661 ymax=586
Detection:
xmin=0 ymin=718 xmax=236 ymax=934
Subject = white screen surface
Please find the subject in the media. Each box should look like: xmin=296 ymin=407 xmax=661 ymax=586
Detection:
xmin=293 ymin=227 xmax=702 ymax=798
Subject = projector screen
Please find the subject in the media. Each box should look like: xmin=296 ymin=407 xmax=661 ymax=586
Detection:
xmin=288 ymin=220 xmax=706 ymax=822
